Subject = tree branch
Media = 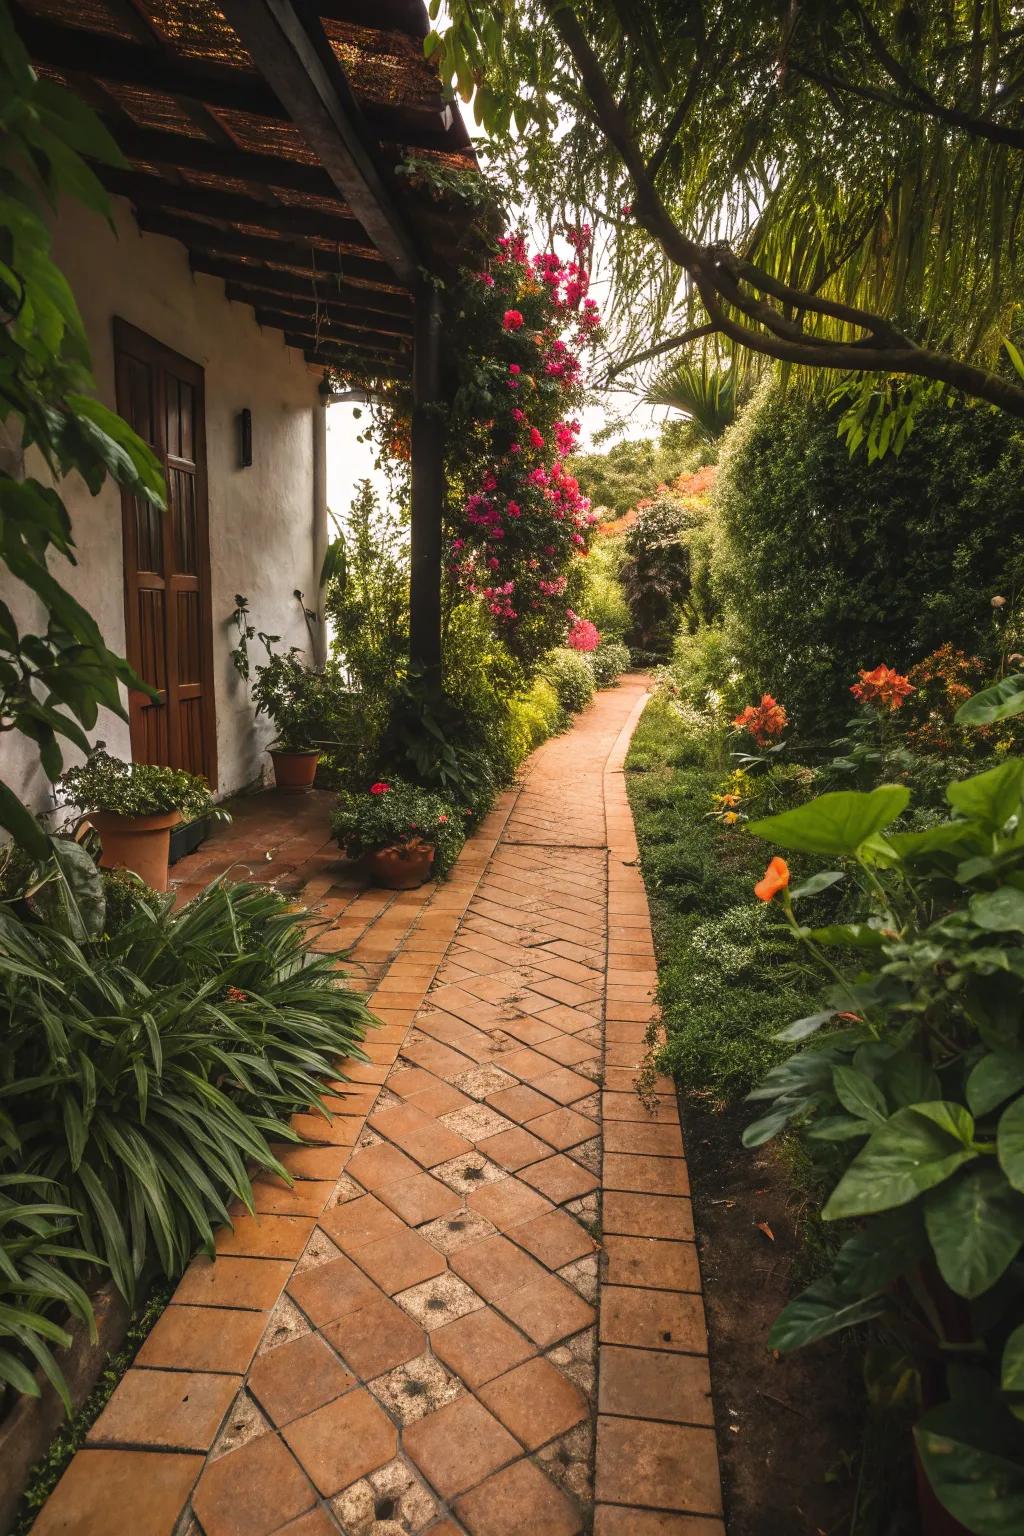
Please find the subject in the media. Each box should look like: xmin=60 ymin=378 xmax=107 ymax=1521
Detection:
xmin=605 ymin=322 xmax=717 ymax=381
xmin=541 ymin=0 xmax=1024 ymax=420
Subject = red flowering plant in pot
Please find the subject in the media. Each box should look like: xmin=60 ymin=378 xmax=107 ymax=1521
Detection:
xmin=443 ymin=227 xmax=603 ymax=667
xmin=330 ymin=778 xmax=465 ymax=889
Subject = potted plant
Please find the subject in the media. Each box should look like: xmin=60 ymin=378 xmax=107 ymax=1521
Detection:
xmin=58 ymin=751 xmax=223 ymax=891
xmin=331 ymin=778 xmax=463 ymax=889
xmin=249 ymin=645 xmax=347 ymax=792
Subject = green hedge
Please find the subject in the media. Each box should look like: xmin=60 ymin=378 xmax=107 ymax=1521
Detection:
xmin=711 ymin=382 xmax=1024 ymax=734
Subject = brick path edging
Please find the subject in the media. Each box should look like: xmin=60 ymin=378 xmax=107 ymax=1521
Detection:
xmin=30 ymin=677 xmax=724 ymax=1536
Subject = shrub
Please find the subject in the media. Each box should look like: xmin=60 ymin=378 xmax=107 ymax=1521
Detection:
xmin=2 ymin=881 xmax=372 ymax=1306
xmin=510 ymin=677 xmax=565 ymax=750
xmin=543 ymin=647 xmax=595 ymax=714
xmin=589 ymin=640 xmax=631 ymax=687
xmin=57 ymin=751 xmax=218 ymax=822
xmin=250 ymin=646 xmax=352 ymax=754
xmin=578 ymin=537 xmax=630 ymax=639
xmin=331 ymin=777 xmax=465 ymax=876
xmin=712 ymin=380 xmax=1024 ymax=735
xmin=621 ymin=496 xmax=707 ymax=659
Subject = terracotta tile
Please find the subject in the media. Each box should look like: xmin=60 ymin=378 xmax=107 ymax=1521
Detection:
xmin=252 ymin=1179 xmax=336 ymax=1216
xmin=498 ymin=1046 xmax=559 ymax=1082
xmin=497 ymin=1273 xmax=595 ymax=1347
xmin=599 ymin=1345 xmax=714 ymax=1426
xmin=449 ymin=1233 xmax=548 ymax=1302
xmin=600 ymin=1286 xmax=707 ymax=1353
xmin=521 ymin=1154 xmax=599 ymax=1204
xmin=389 ymin=1066 xmax=439 ymax=1098
xmin=432 ymin=1308 xmax=535 ymax=1387
xmin=596 ymin=1416 xmax=722 ymax=1515
xmin=136 ymin=1306 xmax=266 ymax=1375
xmin=346 ymin=1140 xmax=422 ymax=1192
xmin=283 ymin=1386 xmax=397 ymax=1496
xmin=478 ymin=1356 xmax=588 ymax=1449
xmin=400 ymin=1121 xmax=475 ymax=1168
xmin=272 ymin=1510 xmax=341 ymax=1536
xmin=290 ymin=1112 xmax=362 ymax=1146
xmin=375 ymin=1171 xmax=463 ymax=1225
xmin=31 ymin=1449 xmax=203 ymax=1536
xmin=455 ymin=1456 xmax=582 ymax=1536
xmin=273 ymin=1145 xmax=351 ymax=1180
xmin=476 ymin=1126 xmax=550 ymax=1171
xmin=318 ymin=1192 xmax=406 ymax=1251
xmin=174 ymin=1256 xmax=292 ymax=1311
xmin=286 ymin=1254 xmax=380 ymax=1327
xmin=247 ymin=1332 xmax=355 ymax=1426
xmin=603 ymin=1192 xmax=694 ymax=1240
xmin=499 ymin=1014 xmax=562 ymax=1046
xmin=351 ymin=1227 xmax=447 ymax=1294
xmin=403 ymin=1394 xmax=519 ymax=1499
xmin=322 ymin=1291 xmax=425 ymax=1378
xmin=193 ymin=1432 xmax=315 ymax=1536
xmin=535 ymin=1034 xmax=596 ymax=1068
xmin=525 ymin=1108 xmax=597 ymax=1152
xmin=594 ymin=1511 xmax=725 ymax=1536
xmin=87 ymin=1367 xmax=236 ymax=1451
xmin=531 ymin=1067 xmax=593 ymax=1106
xmin=408 ymin=1080 xmax=473 ymax=1118
xmin=603 ymin=1121 xmax=684 ymax=1157
xmin=510 ymin=1209 xmax=596 ymax=1270
xmin=532 ymin=1004 xmax=596 ymax=1034
xmin=604 ymin=1153 xmax=689 ymax=1196
xmin=212 ymin=1214 xmax=314 ymax=1260
xmin=467 ymin=1177 xmax=553 ymax=1232
xmin=485 ymin=1083 xmax=554 ymax=1123
xmin=604 ymin=1236 xmax=701 ymax=1292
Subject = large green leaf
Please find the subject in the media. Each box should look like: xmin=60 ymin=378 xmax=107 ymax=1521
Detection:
xmin=29 ymin=837 xmax=106 ymax=941
xmin=833 ymin=1208 xmax=929 ymax=1294
xmin=823 ymin=1103 xmax=976 ymax=1220
xmin=0 ymin=781 xmax=49 ymax=859
xmin=971 ymin=888 xmax=1024 ymax=934
xmin=948 ymin=760 xmax=1024 ymax=832
xmin=767 ymin=1278 xmax=886 ymax=1352
xmin=997 ymin=1098 xmax=1024 ymax=1192
xmin=748 ymin=786 xmax=910 ymax=856
xmin=833 ymin=1066 xmax=887 ymax=1125
xmin=925 ymin=1166 xmax=1024 ymax=1298
xmin=968 ymin=1052 xmax=1024 ymax=1118
xmin=956 ymin=675 xmax=1024 ymax=727
xmin=915 ymin=1401 xmax=1024 ymax=1535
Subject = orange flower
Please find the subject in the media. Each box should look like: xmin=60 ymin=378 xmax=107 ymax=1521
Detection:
xmin=754 ymin=856 xmax=791 ymax=902
xmin=850 ymin=665 xmax=914 ymax=712
xmin=733 ymin=694 xmax=789 ymax=747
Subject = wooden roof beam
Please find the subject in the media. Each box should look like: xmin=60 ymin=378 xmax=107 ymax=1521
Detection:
xmin=296 ymin=341 xmax=411 ymax=377
xmin=226 ymin=284 xmax=413 ymax=336
xmin=189 ymin=254 xmax=412 ymax=316
xmin=218 ymin=0 xmax=422 ymax=286
xmin=136 ymin=207 xmax=396 ymax=288
xmin=254 ymin=308 xmax=409 ymax=352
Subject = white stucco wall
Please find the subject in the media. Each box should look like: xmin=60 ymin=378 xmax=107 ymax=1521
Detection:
xmin=1 ymin=195 xmax=327 ymax=814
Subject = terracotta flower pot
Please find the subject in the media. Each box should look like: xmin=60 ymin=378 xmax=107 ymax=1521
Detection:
xmin=364 ymin=841 xmax=436 ymax=890
xmin=270 ymin=749 xmax=320 ymax=792
xmin=91 ymin=809 xmax=181 ymax=892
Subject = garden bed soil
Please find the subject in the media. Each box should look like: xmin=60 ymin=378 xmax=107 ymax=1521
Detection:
xmin=683 ymin=1094 xmax=876 ymax=1536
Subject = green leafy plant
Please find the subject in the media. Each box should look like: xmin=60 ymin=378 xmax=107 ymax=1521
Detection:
xmin=589 ymin=639 xmax=631 ymax=687
xmin=323 ymin=479 xmax=409 ymax=695
xmin=742 ymin=734 xmax=1024 ymax=1531
xmin=0 ymin=8 xmax=166 ymax=858
xmin=1 ymin=881 xmax=372 ymax=1304
xmin=242 ymin=627 xmax=351 ymax=754
xmin=57 ymin=750 xmax=219 ymax=823
xmin=543 ymin=647 xmax=595 ymax=714
xmin=331 ymin=777 xmax=465 ymax=877
xmin=0 ymin=1177 xmax=98 ymax=1414
xmin=621 ymin=496 xmax=706 ymax=658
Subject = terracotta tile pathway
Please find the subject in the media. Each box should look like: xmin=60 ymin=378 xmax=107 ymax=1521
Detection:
xmin=33 ymin=676 xmax=723 ymax=1536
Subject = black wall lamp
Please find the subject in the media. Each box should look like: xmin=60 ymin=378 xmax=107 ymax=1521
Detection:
xmin=238 ymin=408 xmax=252 ymax=468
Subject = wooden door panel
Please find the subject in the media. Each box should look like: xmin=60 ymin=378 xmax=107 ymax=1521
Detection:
xmin=114 ymin=319 xmax=216 ymax=787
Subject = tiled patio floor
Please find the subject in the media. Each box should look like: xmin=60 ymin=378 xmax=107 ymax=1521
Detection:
xmin=33 ymin=677 xmax=723 ymax=1536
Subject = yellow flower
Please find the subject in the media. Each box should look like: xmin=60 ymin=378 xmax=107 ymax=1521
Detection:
xmin=723 ymin=811 xmax=739 ymax=825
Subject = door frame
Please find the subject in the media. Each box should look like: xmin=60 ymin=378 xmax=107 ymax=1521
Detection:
xmin=113 ymin=316 xmax=218 ymax=788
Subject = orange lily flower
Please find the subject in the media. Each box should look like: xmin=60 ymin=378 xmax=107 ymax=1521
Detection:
xmin=754 ymin=857 xmax=791 ymax=902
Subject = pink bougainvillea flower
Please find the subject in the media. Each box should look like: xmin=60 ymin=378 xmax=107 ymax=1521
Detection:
xmin=477 ymin=272 xmax=495 ymax=286
xmin=508 ymin=363 xmax=521 ymax=374
xmin=529 ymin=426 xmax=545 ymax=448
xmin=566 ymin=613 xmax=600 ymax=652
xmin=369 ymin=782 xmax=390 ymax=795
xmin=502 ymin=309 xmax=524 ymax=331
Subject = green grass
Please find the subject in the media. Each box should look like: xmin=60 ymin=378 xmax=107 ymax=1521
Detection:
xmin=626 ymin=694 xmax=823 ymax=1101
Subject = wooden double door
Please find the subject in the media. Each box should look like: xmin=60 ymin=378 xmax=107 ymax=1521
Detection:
xmin=114 ymin=319 xmax=217 ymax=785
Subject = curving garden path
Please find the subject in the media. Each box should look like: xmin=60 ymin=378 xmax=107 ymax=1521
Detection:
xmin=33 ymin=677 xmax=723 ymax=1536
